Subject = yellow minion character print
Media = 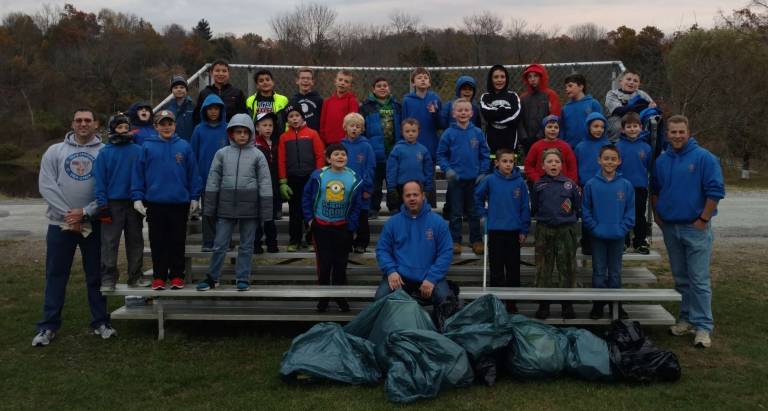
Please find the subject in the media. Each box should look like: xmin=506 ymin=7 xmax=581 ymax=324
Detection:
xmin=326 ymin=180 xmax=346 ymax=202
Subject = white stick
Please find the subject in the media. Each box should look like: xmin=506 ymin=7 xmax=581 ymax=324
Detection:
xmin=483 ymin=231 xmax=488 ymax=289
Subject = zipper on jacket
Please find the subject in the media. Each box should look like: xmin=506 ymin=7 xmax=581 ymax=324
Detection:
xmin=234 ymin=146 xmax=242 ymax=212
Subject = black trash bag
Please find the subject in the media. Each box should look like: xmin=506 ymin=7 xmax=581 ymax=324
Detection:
xmin=279 ymin=322 xmax=381 ymax=385
xmin=381 ymin=329 xmax=474 ymax=403
xmin=505 ymin=319 xmax=569 ymax=379
xmin=562 ymin=328 xmax=612 ymax=381
xmin=472 ymin=351 xmax=505 ymax=386
xmin=432 ymin=294 xmax=462 ymax=333
xmin=605 ymin=320 xmax=682 ymax=383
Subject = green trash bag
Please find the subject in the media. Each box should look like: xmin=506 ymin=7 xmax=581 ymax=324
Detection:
xmin=506 ymin=320 xmax=569 ymax=379
xmin=344 ymin=289 xmax=436 ymax=347
xmin=563 ymin=328 xmax=612 ymax=381
xmin=381 ymin=329 xmax=474 ymax=403
xmin=279 ymin=322 xmax=381 ymax=385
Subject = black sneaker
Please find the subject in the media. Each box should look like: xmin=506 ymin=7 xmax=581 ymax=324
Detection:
xmin=336 ymin=298 xmax=350 ymax=312
xmin=316 ymin=299 xmax=329 ymax=313
xmin=254 ymin=245 xmax=265 ymax=254
xmin=266 ymin=244 xmax=280 ymax=253
xmin=353 ymin=245 xmax=366 ymax=254
xmin=635 ymin=244 xmax=650 ymax=255
xmin=589 ymin=303 xmax=603 ymax=320
xmin=534 ymin=303 xmax=550 ymax=320
xmin=561 ymin=303 xmax=576 ymax=319
xmin=369 ymin=210 xmax=379 ymax=219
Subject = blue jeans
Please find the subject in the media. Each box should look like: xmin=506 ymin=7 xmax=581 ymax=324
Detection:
xmin=447 ymin=178 xmax=482 ymax=244
xmin=661 ymin=223 xmax=714 ymax=332
xmin=37 ymin=224 xmax=109 ymax=332
xmin=591 ymin=237 xmax=624 ymax=288
xmin=207 ymin=218 xmax=257 ymax=282
xmin=374 ymin=277 xmax=453 ymax=306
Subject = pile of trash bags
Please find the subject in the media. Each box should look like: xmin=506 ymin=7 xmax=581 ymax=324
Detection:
xmin=280 ymin=291 xmax=681 ymax=403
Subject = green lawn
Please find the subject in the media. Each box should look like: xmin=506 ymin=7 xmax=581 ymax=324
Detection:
xmin=1 ymin=238 xmax=766 ymax=410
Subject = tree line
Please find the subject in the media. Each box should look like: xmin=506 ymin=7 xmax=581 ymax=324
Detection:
xmin=0 ymin=2 xmax=766 ymax=165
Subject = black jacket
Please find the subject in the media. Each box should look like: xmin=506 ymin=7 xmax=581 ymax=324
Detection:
xmin=479 ymin=65 xmax=523 ymax=153
xmin=193 ymin=83 xmax=247 ymax=124
xmin=288 ymin=91 xmax=324 ymax=132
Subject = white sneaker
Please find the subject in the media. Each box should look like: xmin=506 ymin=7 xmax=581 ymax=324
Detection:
xmin=136 ymin=278 xmax=152 ymax=287
xmin=32 ymin=329 xmax=56 ymax=347
xmin=694 ymin=330 xmax=712 ymax=348
xmin=669 ymin=320 xmax=695 ymax=336
xmin=100 ymin=283 xmax=116 ymax=292
xmin=94 ymin=324 xmax=118 ymax=340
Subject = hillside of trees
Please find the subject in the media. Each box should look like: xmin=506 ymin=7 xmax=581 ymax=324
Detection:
xmin=0 ymin=2 xmax=766 ymax=164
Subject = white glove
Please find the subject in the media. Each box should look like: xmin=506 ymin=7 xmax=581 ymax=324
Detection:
xmin=189 ymin=200 xmax=199 ymax=215
xmin=445 ymin=169 xmax=457 ymax=181
xmin=133 ymin=200 xmax=146 ymax=216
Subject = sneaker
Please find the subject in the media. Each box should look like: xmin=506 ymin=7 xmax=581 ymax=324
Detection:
xmin=336 ymin=298 xmax=350 ymax=312
xmin=32 ymin=329 xmax=55 ymax=347
xmin=353 ymin=245 xmax=366 ymax=254
xmin=93 ymin=324 xmax=117 ymax=339
xmin=589 ymin=303 xmax=603 ymax=320
xmin=170 ymin=278 xmax=185 ymax=290
xmin=287 ymin=243 xmax=299 ymax=252
xmin=369 ymin=210 xmax=379 ymax=219
xmin=266 ymin=244 xmax=280 ymax=253
xmin=151 ymin=279 xmax=166 ymax=290
xmin=669 ymin=320 xmax=696 ymax=336
xmin=136 ymin=278 xmax=152 ymax=287
xmin=535 ymin=303 xmax=550 ymax=320
xmin=623 ymin=244 xmax=629 ymax=254
xmin=316 ymin=299 xmax=329 ymax=313
xmin=196 ymin=277 xmax=216 ymax=291
xmin=201 ymin=246 xmax=214 ymax=252
xmin=254 ymin=245 xmax=265 ymax=254
xmin=694 ymin=330 xmax=712 ymax=348
xmin=471 ymin=242 xmax=484 ymax=256
xmin=453 ymin=243 xmax=462 ymax=255
xmin=236 ymin=281 xmax=250 ymax=291
xmin=635 ymin=244 xmax=650 ymax=255
xmin=561 ymin=303 xmax=576 ymax=319
xmin=100 ymin=282 xmax=116 ymax=292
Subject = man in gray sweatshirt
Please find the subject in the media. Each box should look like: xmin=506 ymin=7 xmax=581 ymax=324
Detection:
xmin=33 ymin=108 xmax=117 ymax=347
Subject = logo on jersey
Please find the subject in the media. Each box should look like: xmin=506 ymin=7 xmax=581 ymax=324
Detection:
xmin=357 ymin=153 xmax=365 ymax=164
xmin=639 ymin=151 xmax=646 ymax=160
xmin=425 ymin=228 xmax=434 ymax=241
xmin=416 ymin=152 xmax=423 ymax=161
xmin=470 ymin=137 xmax=479 ymax=149
xmin=175 ymin=152 xmax=184 ymax=164
xmin=688 ymin=164 xmax=695 ymax=173
xmin=617 ymin=191 xmax=625 ymax=201
xmin=564 ymin=181 xmax=573 ymax=190
xmin=514 ymin=187 xmax=521 ymax=199
xmin=64 ymin=152 xmax=95 ymax=181
xmin=561 ymin=198 xmax=572 ymax=214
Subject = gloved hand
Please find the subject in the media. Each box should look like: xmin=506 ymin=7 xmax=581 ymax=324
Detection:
xmin=627 ymin=94 xmax=648 ymax=107
xmin=445 ymin=169 xmax=457 ymax=182
xmin=97 ymin=205 xmax=113 ymax=224
xmin=475 ymin=173 xmax=488 ymax=184
xmin=279 ymin=179 xmax=293 ymax=200
xmin=189 ymin=200 xmax=199 ymax=215
xmin=133 ymin=200 xmax=146 ymax=216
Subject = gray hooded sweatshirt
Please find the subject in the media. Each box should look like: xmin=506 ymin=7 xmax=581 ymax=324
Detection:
xmin=38 ymin=132 xmax=104 ymax=225
xmin=203 ymin=114 xmax=273 ymax=221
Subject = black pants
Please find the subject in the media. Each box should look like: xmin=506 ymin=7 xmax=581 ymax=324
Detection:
xmin=371 ymin=162 xmax=386 ymax=213
xmin=288 ymin=175 xmax=310 ymax=245
xmin=313 ymin=223 xmax=351 ymax=286
xmin=200 ymin=195 xmax=216 ymax=248
xmin=626 ymin=187 xmax=648 ymax=248
xmin=146 ymin=202 xmax=188 ymax=280
xmin=353 ymin=210 xmax=370 ymax=249
xmin=386 ymin=185 xmax=403 ymax=215
xmin=488 ymin=230 xmax=521 ymax=287
xmin=256 ymin=185 xmax=282 ymax=248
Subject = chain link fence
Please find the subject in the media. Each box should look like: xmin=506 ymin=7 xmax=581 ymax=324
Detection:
xmin=156 ymin=61 xmax=626 ymax=113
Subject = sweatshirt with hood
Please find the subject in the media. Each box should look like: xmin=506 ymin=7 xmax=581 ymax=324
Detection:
xmin=320 ymin=91 xmax=359 ymax=145
xmin=480 ymin=65 xmax=523 ymax=153
xmin=359 ymin=93 xmax=402 ymax=163
xmin=519 ymin=64 xmax=562 ymax=151
xmin=376 ymin=201 xmax=453 ymax=285
xmin=574 ymin=112 xmax=610 ymax=185
xmin=131 ymin=133 xmax=202 ymax=204
xmin=39 ymin=132 xmax=103 ymax=225
xmin=402 ymin=90 xmax=442 ymax=159
xmin=474 ymin=167 xmax=531 ymax=233
xmin=616 ymin=133 xmax=652 ymax=188
xmin=203 ymin=113 xmax=274 ymax=221
xmin=190 ymin=94 xmax=228 ymax=184
xmin=128 ymin=102 xmax=155 ymax=145
xmin=582 ymin=172 xmax=635 ymax=239
xmin=342 ymin=135 xmax=376 ymax=209
xmin=440 ymin=75 xmax=482 ymax=129
xmin=651 ymin=138 xmax=725 ymax=224
xmin=561 ymin=94 xmax=603 ymax=149
xmin=288 ymin=91 xmax=323 ymax=132
xmin=386 ymin=139 xmax=434 ymax=192
xmin=93 ymin=133 xmax=143 ymax=206
xmin=436 ymin=123 xmax=491 ymax=180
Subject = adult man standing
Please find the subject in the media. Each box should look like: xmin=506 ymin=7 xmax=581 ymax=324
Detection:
xmin=375 ymin=180 xmax=454 ymax=305
xmin=33 ymin=109 xmax=116 ymax=346
xmin=651 ymin=115 xmax=725 ymax=348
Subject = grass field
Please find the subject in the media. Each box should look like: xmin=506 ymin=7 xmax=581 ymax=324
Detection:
xmin=1 ymin=238 xmax=766 ymax=410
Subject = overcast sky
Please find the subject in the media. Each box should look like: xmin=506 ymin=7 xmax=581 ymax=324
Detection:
xmin=1 ymin=0 xmax=745 ymax=37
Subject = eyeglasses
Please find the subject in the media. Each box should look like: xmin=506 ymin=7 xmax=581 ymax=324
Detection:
xmin=74 ymin=118 xmax=93 ymax=123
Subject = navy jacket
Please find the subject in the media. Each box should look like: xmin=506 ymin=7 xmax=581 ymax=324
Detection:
xmin=386 ymin=140 xmax=434 ymax=192
xmin=359 ymin=94 xmax=402 ymax=163
xmin=301 ymin=167 xmax=363 ymax=232
xmin=161 ymin=96 xmax=195 ymax=141
xmin=531 ymin=174 xmax=581 ymax=226
xmin=582 ymin=172 xmax=635 ymax=239
xmin=474 ymin=168 xmax=531 ymax=234
xmin=288 ymin=91 xmax=323 ymax=132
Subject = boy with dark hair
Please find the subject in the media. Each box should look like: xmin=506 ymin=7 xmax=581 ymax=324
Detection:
xmin=303 ymin=143 xmax=363 ymax=312
xmin=605 ymin=69 xmax=656 ymax=142
xmin=524 ymin=115 xmax=578 ymax=184
xmin=127 ymin=102 xmax=155 ymax=145
xmin=197 ymin=114 xmax=273 ymax=291
xmin=531 ymin=148 xmax=581 ymax=320
xmin=320 ymin=70 xmax=359 ymax=145
xmin=246 ymin=69 xmax=289 ymax=132
xmin=253 ymin=112 xmax=281 ymax=253
xmin=480 ymin=64 xmax=522 ymax=155
xmin=341 ymin=113 xmax=375 ymax=253
xmin=359 ymin=77 xmax=402 ymax=218
xmin=278 ymin=105 xmax=326 ymax=252
xmin=402 ymin=67 xmax=443 ymax=160
xmin=519 ymin=64 xmax=562 ymax=156
xmin=561 ymin=73 xmax=603 ymax=149
xmin=574 ymin=112 xmax=610 ymax=254
xmin=190 ymin=94 xmax=228 ymax=251
xmin=132 ymin=110 xmax=202 ymax=290
xmin=437 ymin=99 xmax=490 ymax=255
xmin=616 ymin=112 xmax=652 ymax=254
xmin=440 ymin=75 xmax=482 ymax=129
xmin=193 ymin=59 xmax=247 ymax=124
xmin=583 ymin=145 xmax=635 ymax=319
xmin=288 ymin=67 xmax=323 ymax=132
xmin=474 ymin=148 xmax=530 ymax=313
xmin=161 ymin=75 xmax=195 ymax=141
xmin=386 ymin=118 xmax=434 ymax=213
xmin=94 ymin=113 xmax=146 ymax=290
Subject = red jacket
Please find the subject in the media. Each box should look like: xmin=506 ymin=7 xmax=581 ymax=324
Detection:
xmin=524 ymin=138 xmax=578 ymax=184
xmin=277 ymin=124 xmax=325 ymax=179
xmin=319 ymin=92 xmax=359 ymax=145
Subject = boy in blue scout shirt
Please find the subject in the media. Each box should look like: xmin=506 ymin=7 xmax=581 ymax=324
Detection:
xmin=616 ymin=112 xmax=652 ymax=254
xmin=341 ymin=113 xmax=376 ymax=253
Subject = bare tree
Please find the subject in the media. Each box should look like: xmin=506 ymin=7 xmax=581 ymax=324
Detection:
xmin=389 ymin=10 xmax=420 ymax=35
xmin=270 ymin=3 xmax=337 ymax=63
xmin=568 ymin=23 xmax=605 ymax=42
xmin=463 ymin=11 xmax=504 ymax=65
xmin=31 ymin=4 xmax=62 ymax=34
